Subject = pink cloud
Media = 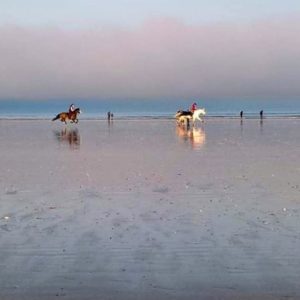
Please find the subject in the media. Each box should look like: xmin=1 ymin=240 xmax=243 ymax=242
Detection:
xmin=0 ymin=16 xmax=300 ymax=100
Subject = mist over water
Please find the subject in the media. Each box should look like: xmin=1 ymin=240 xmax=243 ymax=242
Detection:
xmin=1 ymin=17 xmax=300 ymax=102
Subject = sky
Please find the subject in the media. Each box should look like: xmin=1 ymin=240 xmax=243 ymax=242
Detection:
xmin=0 ymin=0 xmax=300 ymax=101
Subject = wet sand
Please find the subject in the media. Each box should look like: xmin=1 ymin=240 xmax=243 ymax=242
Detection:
xmin=0 ymin=118 xmax=300 ymax=300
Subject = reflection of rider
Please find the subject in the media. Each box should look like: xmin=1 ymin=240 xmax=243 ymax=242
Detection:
xmin=190 ymin=102 xmax=197 ymax=114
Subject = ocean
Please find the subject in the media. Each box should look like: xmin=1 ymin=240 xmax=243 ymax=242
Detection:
xmin=0 ymin=99 xmax=300 ymax=119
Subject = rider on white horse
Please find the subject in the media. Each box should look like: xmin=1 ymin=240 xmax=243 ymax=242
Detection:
xmin=175 ymin=102 xmax=206 ymax=126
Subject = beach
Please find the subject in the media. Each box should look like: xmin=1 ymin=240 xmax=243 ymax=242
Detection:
xmin=0 ymin=118 xmax=299 ymax=300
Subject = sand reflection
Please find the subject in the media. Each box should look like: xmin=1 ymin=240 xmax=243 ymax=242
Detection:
xmin=176 ymin=125 xmax=206 ymax=150
xmin=53 ymin=127 xmax=80 ymax=149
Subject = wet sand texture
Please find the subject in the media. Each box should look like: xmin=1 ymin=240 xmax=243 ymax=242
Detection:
xmin=0 ymin=119 xmax=300 ymax=299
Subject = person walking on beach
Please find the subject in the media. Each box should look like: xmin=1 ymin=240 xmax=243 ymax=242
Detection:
xmin=260 ymin=110 xmax=263 ymax=119
xmin=240 ymin=110 xmax=243 ymax=118
xmin=190 ymin=102 xmax=197 ymax=114
xmin=107 ymin=111 xmax=111 ymax=120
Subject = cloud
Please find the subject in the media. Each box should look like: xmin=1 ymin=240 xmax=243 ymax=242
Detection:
xmin=0 ymin=16 xmax=300 ymax=100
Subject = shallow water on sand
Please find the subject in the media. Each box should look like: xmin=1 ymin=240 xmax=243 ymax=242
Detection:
xmin=0 ymin=119 xmax=300 ymax=299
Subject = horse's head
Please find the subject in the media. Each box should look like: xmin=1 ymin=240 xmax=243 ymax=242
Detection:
xmin=197 ymin=108 xmax=206 ymax=116
xmin=74 ymin=108 xmax=81 ymax=114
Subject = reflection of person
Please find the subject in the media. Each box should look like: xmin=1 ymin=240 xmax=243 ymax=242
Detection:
xmin=190 ymin=102 xmax=197 ymax=114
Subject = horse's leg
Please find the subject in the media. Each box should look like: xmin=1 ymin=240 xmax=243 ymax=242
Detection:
xmin=186 ymin=118 xmax=190 ymax=128
xmin=195 ymin=113 xmax=204 ymax=124
xmin=192 ymin=115 xmax=196 ymax=127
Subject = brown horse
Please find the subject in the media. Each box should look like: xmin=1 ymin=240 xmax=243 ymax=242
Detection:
xmin=52 ymin=108 xmax=81 ymax=124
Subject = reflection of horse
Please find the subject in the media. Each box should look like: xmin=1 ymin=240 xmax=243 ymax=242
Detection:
xmin=52 ymin=108 xmax=81 ymax=124
xmin=190 ymin=127 xmax=206 ymax=149
xmin=176 ymin=126 xmax=206 ymax=149
xmin=53 ymin=128 xmax=80 ymax=148
xmin=175 ymin=108 xmax=206 ymax=126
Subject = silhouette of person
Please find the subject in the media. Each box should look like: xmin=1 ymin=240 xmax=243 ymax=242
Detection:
xmin=107 ymin=111 xmax=111 ymax=120
xmin=240 ymin=111 xmax=243 ymax=118
xmin=260 ymin=110 xmax=263 ymax=119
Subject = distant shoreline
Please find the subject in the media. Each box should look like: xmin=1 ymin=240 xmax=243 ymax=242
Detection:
xmin=0 ymin=115 xmax=300 ymax=121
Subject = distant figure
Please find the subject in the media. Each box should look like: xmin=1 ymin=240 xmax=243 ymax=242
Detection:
xmin=240 ymin=110 xmax=243 ymax=118
xmin=111 ymin=113 xmax=114 ymax=119
xmin=260 ymin=110 xmax=263 ymax=119
xmin=190 ymin=102 xmax=197 ymax=114
xmin=107 ymin=111 xmax=111 ymax=120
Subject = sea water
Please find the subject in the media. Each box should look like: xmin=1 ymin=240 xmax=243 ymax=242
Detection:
xmin=0 ymin=99 xmax=299 ymax=119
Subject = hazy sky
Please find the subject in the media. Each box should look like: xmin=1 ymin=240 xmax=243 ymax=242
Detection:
xmin=0 ymin=1 xmax=300 ymax=101
xmin=1 ymin=0 xmax=300 ymax=28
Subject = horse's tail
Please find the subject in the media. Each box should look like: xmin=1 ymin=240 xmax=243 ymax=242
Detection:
xmin=52 ymin=114 xmax=60 ymax=121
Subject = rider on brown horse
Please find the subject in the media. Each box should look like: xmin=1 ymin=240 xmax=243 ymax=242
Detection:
xmin=52 ymin=104 xmax=81 ymax=124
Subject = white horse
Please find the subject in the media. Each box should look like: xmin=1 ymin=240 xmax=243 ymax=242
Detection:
xmin=192 ymin=108 xmax=206 ymax=123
